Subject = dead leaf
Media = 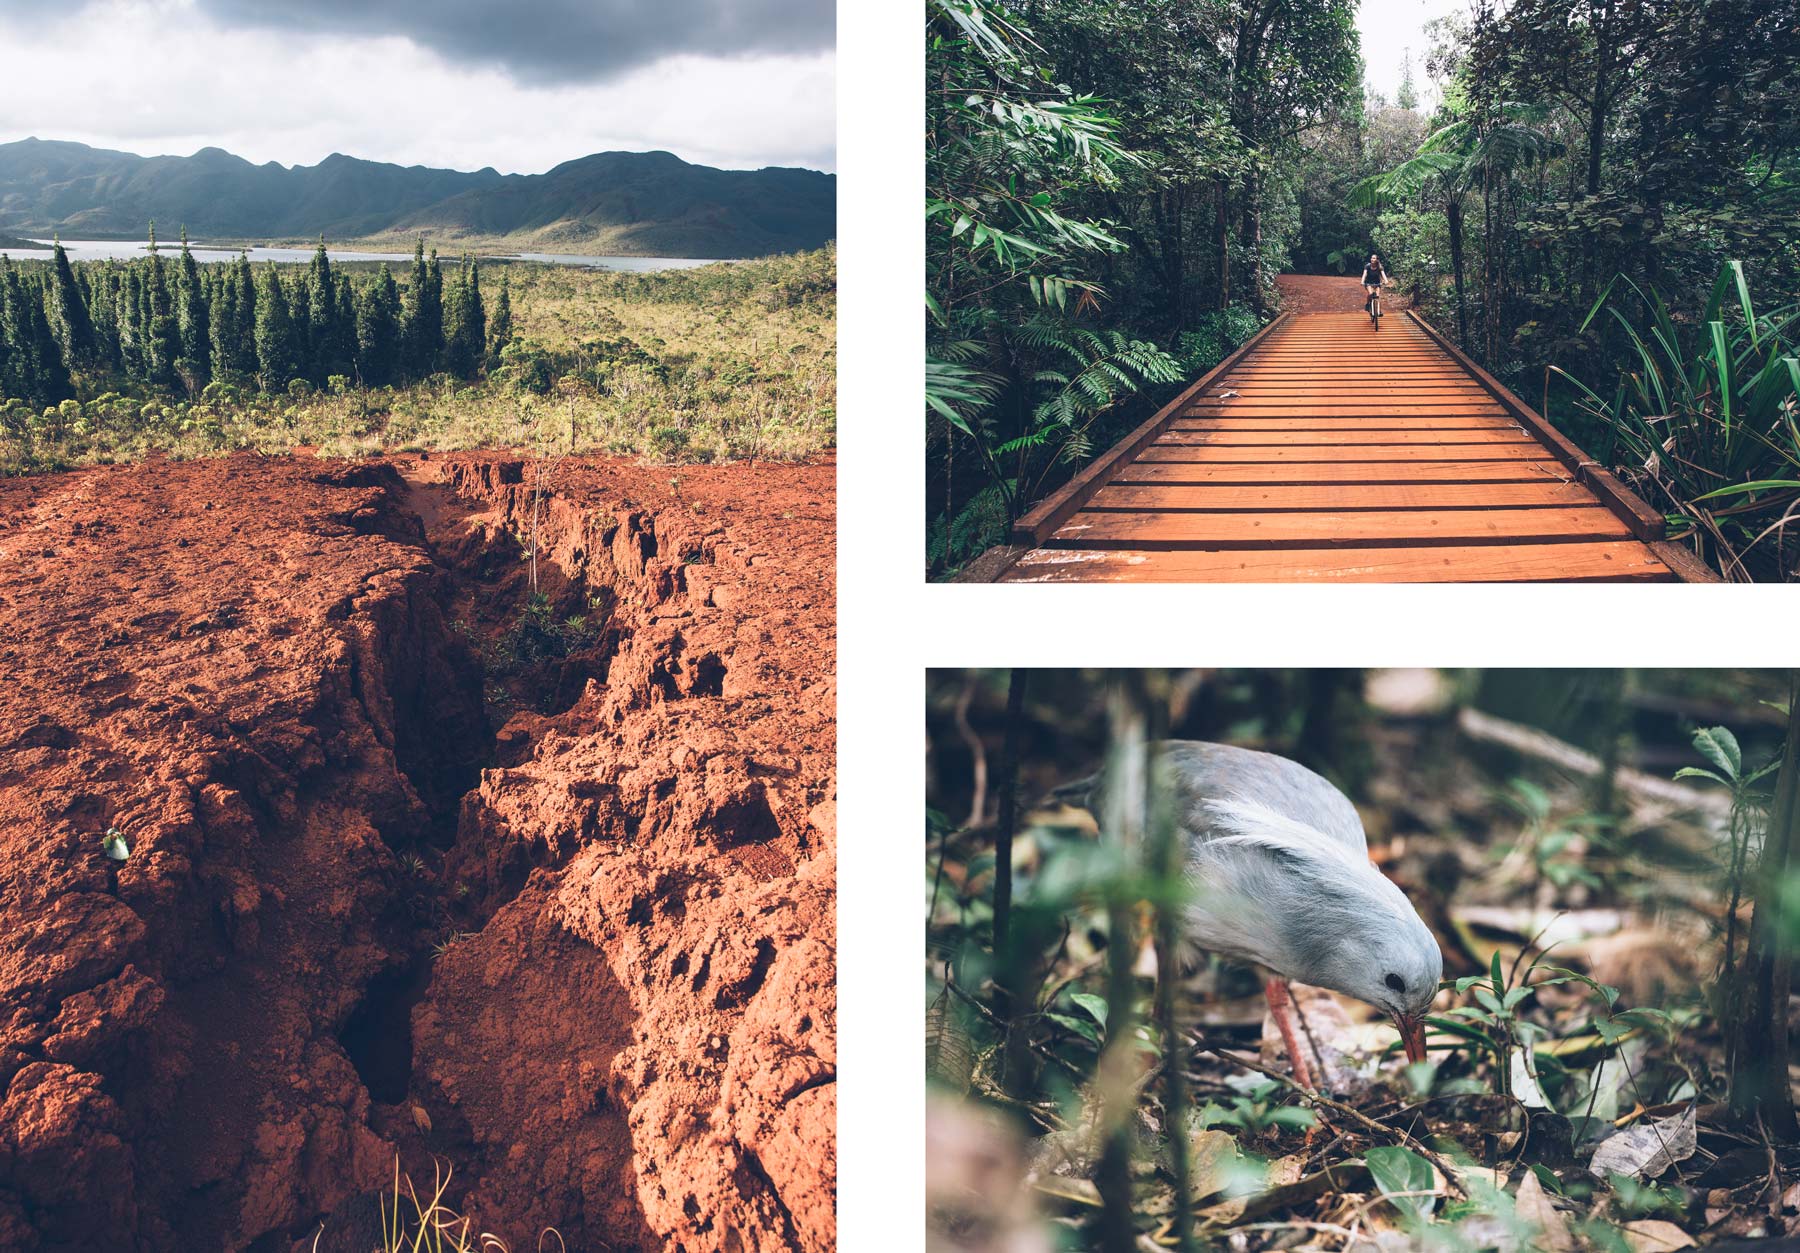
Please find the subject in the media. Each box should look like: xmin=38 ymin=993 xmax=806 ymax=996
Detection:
xmin=1621 ymin=1219 xmax=1696 ymax=1252
xmin=1187 ymin=1129 xmax=1240 ymax=1203
xmin=1263 ymin=1154 xmax=1305 ymax=1188
xmin=1515 ymin=1169 xmax=1576 ymax=1253
xmin=410 ymin=1104 xmax=432 ymax=1134
xmin=1589 ymin=1106 xmax=1697 ymax=1180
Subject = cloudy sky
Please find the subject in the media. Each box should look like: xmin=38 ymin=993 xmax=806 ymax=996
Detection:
xmin=0 ymin=0 xmax=835 ymax=174
xmin=1358 ymin=0 xmax=1467 ymax=110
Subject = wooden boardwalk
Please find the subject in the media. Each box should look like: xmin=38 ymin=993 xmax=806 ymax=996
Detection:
xmin=986 ymin=310 xmax=1714 ymax=583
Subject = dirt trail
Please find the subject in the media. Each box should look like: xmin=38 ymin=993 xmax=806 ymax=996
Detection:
xmin=1275 ymin=272 xmax=1414 ymax=315
xmin=0 ymin=450 xmax=835 ymax=1252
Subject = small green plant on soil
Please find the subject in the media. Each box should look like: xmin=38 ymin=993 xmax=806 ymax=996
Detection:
xmin=496 ymin=593 xmax=599 ymax=669
xmin=1194 ymin=1080 xmax=1316 ymax=1137
xmin=100 ymin=826 xmax=129 ymax=861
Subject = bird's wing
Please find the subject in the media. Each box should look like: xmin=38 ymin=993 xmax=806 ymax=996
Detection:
xmin=1156 ymin=741 xmax=1367 ymax=857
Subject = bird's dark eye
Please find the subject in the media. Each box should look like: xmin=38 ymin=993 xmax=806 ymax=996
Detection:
xmin=1384 ymin=973 xmax=1406 ymax=994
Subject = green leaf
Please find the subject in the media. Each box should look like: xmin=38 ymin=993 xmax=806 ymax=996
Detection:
xmin=1692 ymin=726 xmax=1742 ymax=781
xmin=1266 ymin=1106 xmax=1318 ymax=1131
xmin=1046 ymin=1012 xmax=1102 ymax=1045
xmin=1673 ymin=766 xmax=1728 ymax=786
xmin=101 ymin=828 xmax=130 ymax=862
xmin=1709 ymin=320 xmax=1732 ymax=432
xmin=1069 ymin=991 xmax=1109 ymax=1029
xmin=1730 ymin=260 xmax=1758 ymax=346
xmin=1365 ymin=1145 xmax=1438 ymax=1222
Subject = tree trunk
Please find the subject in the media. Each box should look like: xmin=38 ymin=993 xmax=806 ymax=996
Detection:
xmin=1240 ymin=167 xmax=1264 ymax=318
xmin=1447 ymin=197 xmax=1471 ymax=348
xmin=1729 ymin=670 xmax=1800 ymax=1138
xmin=1215 ymin=178 xmax=1232 ymax=311
xmin=1587 ymin=0 xmax=1614 ymax=196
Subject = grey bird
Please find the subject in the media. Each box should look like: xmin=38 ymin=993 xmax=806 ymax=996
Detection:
xmin=1076 ymin=740 xmax=1443 ymax=1088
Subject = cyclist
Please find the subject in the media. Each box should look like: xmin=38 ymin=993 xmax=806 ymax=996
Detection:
xmin=1360 ymin=253 xmax=1389 ymax=322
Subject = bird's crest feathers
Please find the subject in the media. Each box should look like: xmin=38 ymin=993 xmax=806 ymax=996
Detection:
xmin=1203 ymin=797 xmax=1368 ymax=872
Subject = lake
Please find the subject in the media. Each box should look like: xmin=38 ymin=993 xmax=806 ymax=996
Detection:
xmin=17 ymin=239 xmax=716 ymax=270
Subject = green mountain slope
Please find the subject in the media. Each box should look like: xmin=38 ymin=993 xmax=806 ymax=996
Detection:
xmin=0 ymin=138 xmax=835 ymax=258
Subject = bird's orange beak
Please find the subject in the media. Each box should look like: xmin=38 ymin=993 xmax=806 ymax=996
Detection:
xmin=1396 ymin=1014 xmax=1427 ymax=1064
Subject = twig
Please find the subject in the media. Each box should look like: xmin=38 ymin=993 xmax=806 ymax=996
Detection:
xmin=953 ymin=678 xmax=989 ymax=829
xmin=1187 ymin=1032 xmax=1469 ymax=1200
xmin=942 ymin=977 xmax=1087 ymax=1081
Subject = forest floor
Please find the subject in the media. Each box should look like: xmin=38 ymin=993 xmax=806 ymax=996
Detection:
xmin=1276 ymin=273 xmax=1416 ymax=316
xmin=927 ymin=670 xmax=1797 ymax=1252
xmin=0 ymin=449 xmax=835 ymax=1252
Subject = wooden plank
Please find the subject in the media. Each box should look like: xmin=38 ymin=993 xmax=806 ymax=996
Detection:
xmin=1200 ymin=383 xmax=1493 ymax=392
xmin=1048 ymin=506 xmax=1633 ymax=548
xmin=1116 ymin=459 xmax=1574 ymax=485
xmin=1135 ymin=442 xmax=1548 ymax=463
xmin=1649 ymin=539 xmax=1722 ymax=583
xmin=996 ymin=540 xmax=1676 ymax=583
xmin=1087 ymin=481 xmax=1600 ymax=512
xmin=1008 ymin=311 xmax=1292 ymax=545
xmin=1154 ymin=429 xmax=1535 ymax=447
xmin=1188 ymin=406 xmax=1512 ymax=415
xmin=1171 ymin=417 xmax=1517 ymax=431
xmin=1406 ymin=309 xmax=1668 ymax=545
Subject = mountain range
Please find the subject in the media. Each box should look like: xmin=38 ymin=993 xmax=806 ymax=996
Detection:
xmin=0 ymin=139 xmax=835 ymax=259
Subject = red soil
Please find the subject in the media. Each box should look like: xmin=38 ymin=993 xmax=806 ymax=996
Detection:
xmin=0 ymin=450 xmax=835 ymax=1252
xmin=1274 ymin=272 xmax=1414 ymax=315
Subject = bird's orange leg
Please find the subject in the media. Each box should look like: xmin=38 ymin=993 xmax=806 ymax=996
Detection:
xmin=1264 ymin=977 xmax=1316 ymax=1091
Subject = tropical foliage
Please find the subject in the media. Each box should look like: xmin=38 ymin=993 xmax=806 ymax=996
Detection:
xmin=925 ymin=0 xmax=1361 ymax=576
xmin=1330 ymin=0 xmax=1800 ymax=577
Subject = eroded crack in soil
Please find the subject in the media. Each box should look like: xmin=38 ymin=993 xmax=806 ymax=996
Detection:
xmin=0 ymin=450 xmax=836 ymax=1253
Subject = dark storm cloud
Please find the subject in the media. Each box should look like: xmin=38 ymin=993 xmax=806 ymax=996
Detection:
xmin=12 ymin=0 xmax=834 ymax=83
xmin=198 ymin=0 xmax=835 ymax=81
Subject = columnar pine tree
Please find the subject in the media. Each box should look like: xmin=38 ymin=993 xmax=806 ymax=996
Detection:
xmin=0 ymin=259 xmax=24 ymax=401
xmin=142 ymin=224 xmax=180 ymax=388
xmin=0 ymin=262 xmax=73 ymax=406
xmin=48 ymin=239 xmax=95 ymax=369
xmin=403 ymin=237 xmax=437 ymax=379
xmin=307 ymin=236 xmax=345 ymax=381
xmin=488 ymin=270 xmax=513 ymax=362
xmin=209 ymin=263 xmax=240 ymax=383
xmin=289 ymin=275 xmax=312 ymax=377
xmin=23 ymin=278 xmax=72 ymax=403
xmin=228 ymin=251 xmax=258 ymax=378
xmin=355 ymin=263 xmax=403 ymax=386
xmin=175 ymin=228 xmax=210 ymax=385
xmin=117 ymin=268 xmax=144 ymax=379
xmin=441 ymin=255 xmax=487 ymax=379
xmin=332 ymin=272 xmax=356 ymax=384
xmin=254 ymin=261 xmax=300 ymax=392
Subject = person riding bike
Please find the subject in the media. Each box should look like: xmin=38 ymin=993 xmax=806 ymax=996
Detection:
xmin=1360 ymin=253 xmax=1389 ymax=322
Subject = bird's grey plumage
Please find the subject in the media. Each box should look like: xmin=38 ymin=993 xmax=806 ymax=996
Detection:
xmin=1089 ymin=741 xmax=1442 ymax=1024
